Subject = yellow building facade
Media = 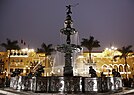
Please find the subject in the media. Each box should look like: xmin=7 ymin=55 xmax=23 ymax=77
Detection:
xmin=81 ymin=47 xmax=134 ymax=78
xmin=0 ymin=47 xmax=134 ymax=78
xmin=0 ymin=48 xmax=52 ymax=77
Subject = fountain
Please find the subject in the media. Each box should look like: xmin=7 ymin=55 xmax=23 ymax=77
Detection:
xmin=9 ymin=5 xmax=123 ymax=94
xmin=49 ymin=5 xmax=123 ymax=93
xmin=57 ymin=5 xmax=81 ymax=76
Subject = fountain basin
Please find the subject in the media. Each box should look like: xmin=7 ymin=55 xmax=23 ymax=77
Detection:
xmin=10 ymin=76 xmax=122 ymax=93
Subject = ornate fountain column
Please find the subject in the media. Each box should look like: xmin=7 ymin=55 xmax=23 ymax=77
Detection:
xmin=57 ymin=5 xmax=81 ymax=76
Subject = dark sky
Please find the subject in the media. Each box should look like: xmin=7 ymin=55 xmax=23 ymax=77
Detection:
xmin=0 ymin=0 xmax=134 ymax=51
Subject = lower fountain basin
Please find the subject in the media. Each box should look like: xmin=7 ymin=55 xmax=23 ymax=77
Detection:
xmin=10 ymin=76 xmax=122 ymax=93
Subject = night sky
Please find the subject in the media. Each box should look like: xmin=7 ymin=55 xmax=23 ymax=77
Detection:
xmin=0 ymin=0 xmax=134 ymax=51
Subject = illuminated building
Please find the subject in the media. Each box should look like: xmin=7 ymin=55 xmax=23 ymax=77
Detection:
xmin=78 ymin=46 xmax=134 ymax=78
xmin=0 ymin=48 xmax=49 ymax=76
xmin=0 ymin=47 xmax=134 ymax=78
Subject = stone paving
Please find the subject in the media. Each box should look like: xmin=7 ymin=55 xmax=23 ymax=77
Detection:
xmin=0 ymin=87 xmax=134 ymax=95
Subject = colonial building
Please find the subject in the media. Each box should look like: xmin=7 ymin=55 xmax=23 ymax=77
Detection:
xmin=0 ymin=47 xmax=134 ymax=78
xmin=79 ymin=47 xmax=134 ymax=78
xmin=0 ymin=48 xmax=48 ymax=76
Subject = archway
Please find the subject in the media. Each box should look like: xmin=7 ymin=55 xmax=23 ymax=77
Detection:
xmin=102 ymin=65 xmax=108 ymax=72
xmin=119 ymin=65 xmax=123 ymax=72
xmin=113 ymin=64 xmax=118 ymax=71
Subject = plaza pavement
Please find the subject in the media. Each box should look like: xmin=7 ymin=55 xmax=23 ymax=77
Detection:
xmin=0 ymin=87 xmax=134 ymax=95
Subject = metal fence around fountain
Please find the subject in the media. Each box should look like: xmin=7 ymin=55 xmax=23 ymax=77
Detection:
xmin=10 ymin=76 xmax=123 ymax=94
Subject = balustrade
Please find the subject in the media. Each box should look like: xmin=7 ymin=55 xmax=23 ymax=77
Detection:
xmin=10 ymin=76 xmax=122 ymax=93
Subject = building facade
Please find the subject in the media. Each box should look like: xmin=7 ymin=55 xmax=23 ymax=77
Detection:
xmin=0 ymin=47 xmax=134 ymax=78
xmin=0 ymin=48 xmax=52 ymax=77
xmin=79 ymin=47 xmax=134 ymax=78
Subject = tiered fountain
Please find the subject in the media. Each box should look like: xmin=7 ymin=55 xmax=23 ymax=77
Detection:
xmin=57 ymin=5 xmax=81 ymax=76
xmin=10 ymin=5 xmax=123 ymax=94
xmin=31 ymin=5 xmax=82 ymax=93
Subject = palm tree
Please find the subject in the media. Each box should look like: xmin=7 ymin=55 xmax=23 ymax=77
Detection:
xmin=113 ymin=45 xmax=133 ymax=78
xmin=1 ymin=38 xmax=20 ymax=75
xmin=81 ymin=36 xmax=100 ymax=63
xmin=37 ymin=43 xmax=55 ymax=76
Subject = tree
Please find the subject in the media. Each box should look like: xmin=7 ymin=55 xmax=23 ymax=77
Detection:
xmin=81 ymin=36 xmax=100 ymax=63
xmin=37 ymin=43 xmax=55 ymax=76
xmin=1 ymin=38 xmax=20 ymax=75
xmin=113 ymin=45 xmax=133 ymax=78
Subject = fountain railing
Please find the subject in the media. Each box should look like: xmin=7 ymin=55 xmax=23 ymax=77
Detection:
xmin=10 ymin=76 xmax=123 ymax=93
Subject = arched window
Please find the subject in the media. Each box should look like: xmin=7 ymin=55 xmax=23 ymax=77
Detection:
xmin=102 ymin=65 xmax=107 ymax=72
xmin=114 ymin=65 xmax=118 ymax=71
xmin=119 ymin=65 xmax=123 ymax=72
xmin=109 ymin=65 xmax=113 ymax=70
xmin=126 ymin=64 xmax=130 ymax=72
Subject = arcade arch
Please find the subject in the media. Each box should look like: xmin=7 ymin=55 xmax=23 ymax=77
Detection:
xmin=101 ymin=64 xmax=131 ymax=75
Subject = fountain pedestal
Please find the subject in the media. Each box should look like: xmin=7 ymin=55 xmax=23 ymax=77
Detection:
xmin=64 ymin=66 xmax=73 ymax=76
xmin=63 ymin=53 xmax=73 ymax=76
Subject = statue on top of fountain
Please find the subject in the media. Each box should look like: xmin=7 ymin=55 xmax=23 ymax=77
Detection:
xmin=89 ymin=66 xmax=97 ymax=77
xmin=66 ymin=5 xmax=72 ymax=15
